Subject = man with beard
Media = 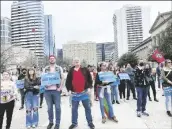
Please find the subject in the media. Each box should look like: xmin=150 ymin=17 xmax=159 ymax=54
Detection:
xmin=44 ymin=55 xmax=64 ymax=129
xmin=66 ymin=57 xmax=95 ymax=129
xmin=18 ymin=68 xmax=27 ymax=110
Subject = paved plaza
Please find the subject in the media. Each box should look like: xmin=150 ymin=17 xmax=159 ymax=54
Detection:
xmin=2 ymin=89 xmax=172 ymax=129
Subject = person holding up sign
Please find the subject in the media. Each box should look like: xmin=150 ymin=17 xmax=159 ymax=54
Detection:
xmin=66 ymin=57 xmax=95 ymax=129
xmin=24 ymin=68 xmax=41 ymax=129
xmin=43 ymin=55 xmax=64 ymax=129
xmin=0 ymin=71 xmax=18 ymax=129
xmin=161 ymin=59 xmax=172 ymax=117
xmin=108 ymin=66 xmax=120 ymax=104
xmin=95 ymin=62 xmax=118 ymax=124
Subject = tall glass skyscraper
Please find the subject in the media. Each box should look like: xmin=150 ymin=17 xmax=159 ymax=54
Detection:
xmin=1 ymin=16 xmax=11 ymax=44
xmin=11 ymin=1 xmax=45 ymax=65
xmin=44 ymin=15 xmax=54 ymax=56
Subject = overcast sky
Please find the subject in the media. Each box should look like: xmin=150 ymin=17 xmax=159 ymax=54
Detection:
xmin=1 ymin=1 xmax=172 ymax=48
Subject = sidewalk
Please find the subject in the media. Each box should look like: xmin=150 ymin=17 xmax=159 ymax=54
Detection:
xmin=7 ymin=89 xmax=171 ymax=129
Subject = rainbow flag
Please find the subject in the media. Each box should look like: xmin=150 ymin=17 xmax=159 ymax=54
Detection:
xmin=103 ymin=97 xmax=110 ymax=118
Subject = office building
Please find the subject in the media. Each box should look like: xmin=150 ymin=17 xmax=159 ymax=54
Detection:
xmin=96 ymin=42 xmax=115 ymax=62
xmin=1 ymin=17 xmax=11 ymax=44
xmin=57 ymin=49 xmax=63 ymax=59
xmin=44 ymin=15 xmax=54 ymax=56
xmin=113 ymin=5 xmax=151 ymax=60
xmin=11 ymin=1 xmax=45 ymax=65
xmin=63 ymin=41 xmax=97 ymax=66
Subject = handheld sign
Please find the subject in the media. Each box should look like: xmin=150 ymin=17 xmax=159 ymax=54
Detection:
xmin=41 ymin=72 xmax=61 ymax=86
xmin=118 ymin=73 xmax=130 ymax=80
xmin=39 ymin=85 xmax=45 ymax=93
xmin=72 ymin=92 xmax=89 ymax=101
xmin=164 ymin=87 xmax=172 ymax=96
xmin=98 ymin=72 xmax=116 ymax=83
xmin=111 ymin=77 xmax=120 ymax=86
xmin=0 ymin=89 xmax=13 ymax=103
xmin=16 ymin=80 xmax=24 ymax=89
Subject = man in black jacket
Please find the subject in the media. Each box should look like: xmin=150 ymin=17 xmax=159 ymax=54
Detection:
xmin=18 ymin=68 xmax=27 ymax=110
xmin=66 ymin=57 xmax=95 ymax=129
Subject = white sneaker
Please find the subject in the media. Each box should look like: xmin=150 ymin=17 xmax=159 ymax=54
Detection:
xmin=32 ymin=125 xmax=36 ymax=128
xmin=27 ymin=126 xmax=31 ymax=129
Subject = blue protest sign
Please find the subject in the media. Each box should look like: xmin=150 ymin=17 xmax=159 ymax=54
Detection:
xmin=39 ymin=85 xmax=45 ymax=93
xmin=72 ymin=92 xmax=89 ymax=101
xmin=118 ymin=73 xmax=130 ymax=80
xmin=98 ymin=72 xmax=117 ymax=83
xmin=164 ymin=87 xmax=172 ymax=96
xmin=41 ymin=72 xmax=61 ymax=86
xmin=16 ymin=80 xmax=24 ymax=89
xmin=111 ymin=78 xmax=120 ymax=86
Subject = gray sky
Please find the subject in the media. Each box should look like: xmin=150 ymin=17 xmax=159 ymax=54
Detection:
xmin=1 ymin=1 xmax=172 ymax=48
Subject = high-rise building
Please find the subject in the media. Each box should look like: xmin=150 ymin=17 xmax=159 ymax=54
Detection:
xmin=63 ymin=41 xmax=97 ymax=66
xmin=1 ymin=17 xmax=11 ymax=44
xmin=11 ymin=1 xmax=45 ymax=65
xmin=113 ymin=5 xmax=151 ymax=60
xmin=57 ymin=49 xmax=63 ymax=59
xmin=96 ymin=42 xmax=115 ymax=63
xmin=44 ymin=15 xmax=54 ymax=56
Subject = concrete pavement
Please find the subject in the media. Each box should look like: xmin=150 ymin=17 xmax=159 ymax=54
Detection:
xmin=2 ymin=89 xmax=171 ymax=129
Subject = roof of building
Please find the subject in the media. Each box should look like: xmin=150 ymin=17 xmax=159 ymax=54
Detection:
xmin=149 ymin=11 xmax=172 ymax=33
xmin=131 ymin=37 xmax=152 ymax=52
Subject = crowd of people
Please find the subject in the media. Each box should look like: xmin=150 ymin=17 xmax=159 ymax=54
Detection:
xmin=0 ymin=55 xmax=172 ymax=129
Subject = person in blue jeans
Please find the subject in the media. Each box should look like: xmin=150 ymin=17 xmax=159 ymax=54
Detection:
xmin=134 ymin=61 xmax=149 ymax=117
xmin=107 ymin=65 xmax=120 ymax=104
xmin=161 ymin=59 xmax=172 ymax=117
xmin=95 ymin=62 xmax=118 ymax=124
xmin=43 ymin=55 xmax=64 ymax=129
xmin=66 ymin=57 xmax=95 ymax=129
xmin=24 ymin=68 xmax=41 ymax=129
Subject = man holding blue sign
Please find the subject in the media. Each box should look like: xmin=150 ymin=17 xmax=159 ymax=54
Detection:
xmin=43 ymin=55 xmax=64 ymax=129
xmin=66 ymin=57 xmax=95 ymax=129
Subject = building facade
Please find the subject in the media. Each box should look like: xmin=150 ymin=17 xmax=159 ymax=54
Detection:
xmin=44 ymin=15 xmax=54 ymax=56
xmin=57 ymin=48 xmax=63 ymax=60
xmin=149 ymin=11 xmax=172 ymax=47
xmin=11 ymin=1 xmax=45 ymax=66
xmin=131 ymin=37 xmax=152 ymax=60
xmin=96 ymin=42 xmax=115 ymax=62
xmin=1 ymin=17 xmax=11 ymax=44
xmin=63 ymin=41 xmax=97 ymax=66
xmin=113 ymin=5 xmax=151 ymax=60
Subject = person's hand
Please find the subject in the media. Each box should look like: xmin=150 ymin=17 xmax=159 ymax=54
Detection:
xmin=87 ymin=88 xmax=91 ymax=94
xmin=102 ymin=81 xmax=109 ymax=84
xmin=68 ymin=91 xmax=72 ymax=96
xmin=57 ymin=87 xmax=62 ymax=92
xmin=34 ymin=86 xmax=39 ymax=89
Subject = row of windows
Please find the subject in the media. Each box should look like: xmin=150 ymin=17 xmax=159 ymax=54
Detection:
xmin=1 ymin=31 xmax=11 ymax=37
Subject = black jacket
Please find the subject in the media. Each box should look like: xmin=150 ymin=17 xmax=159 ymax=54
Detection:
xmin=24 ymin=77 xmax=41 ymax=95
xmin=66 ymin=66 xmax=93 ymax=92
xmin=134 ymin=67 xmax=149 ymax=88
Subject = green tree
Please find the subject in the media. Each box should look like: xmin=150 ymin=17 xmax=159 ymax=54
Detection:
xmin=117 ymin=52 xmax=139 ymax=68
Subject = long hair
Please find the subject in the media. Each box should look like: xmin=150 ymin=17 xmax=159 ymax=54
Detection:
xmin=26 ymin=68 xmax=37 ymax=81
